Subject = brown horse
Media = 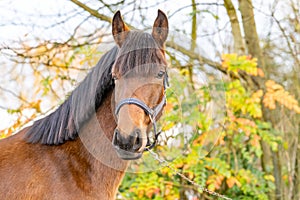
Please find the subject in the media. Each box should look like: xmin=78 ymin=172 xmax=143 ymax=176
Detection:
xmin=0 ymin=10 xmax=168 ymax=199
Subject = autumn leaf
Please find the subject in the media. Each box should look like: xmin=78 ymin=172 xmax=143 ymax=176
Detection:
xmin=263 ymin=80 xmax=300 ymax=113
xmin=206 ymin=174 xmax=224 ymax=191
xmin=221 ymin=54 xmax=258 ymax=76
xmin=226 ymin=177 xmax=241 ymax=188
xmin=250 ymin=134 xmax=261 ymax=147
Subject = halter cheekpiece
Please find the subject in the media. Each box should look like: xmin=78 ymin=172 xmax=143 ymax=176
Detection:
xmin=115 ymin=72 xmax=169 ymax=151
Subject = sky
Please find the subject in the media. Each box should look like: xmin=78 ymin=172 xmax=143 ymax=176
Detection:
xmin=0 ymin=0 xmax=278 ymax=131
xmin=0 ymin=0 xmax=74 ymax=129
xmin=0 ymin=0 xmax=207 ymax=131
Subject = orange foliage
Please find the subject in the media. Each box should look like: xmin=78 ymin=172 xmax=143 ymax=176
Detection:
xmin=206 ymin=174 xmax=224 ymax=191
xmin=263 ymin=80 xmax=300 ymax=113
xmin=226 ymin=177 xmax=241 ymax=188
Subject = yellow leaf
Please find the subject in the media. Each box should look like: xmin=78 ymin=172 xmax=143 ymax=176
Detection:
xmin=293 ymin=105 xmax=300 ymax=114
xmin=206 ymin=174 xmax=224 ymax=190
xmin=270 ymin=83 xmax=283 ymax=91
xmin=162 ymin=122 xmax=175 ymax=131
xmin=265 ymin=80 xmax=276 ymax=88
xmin=264 ymin=175 xmax=275 ymax=182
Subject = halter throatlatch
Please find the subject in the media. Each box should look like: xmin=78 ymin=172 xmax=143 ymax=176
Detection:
xmin=115 ymin=72 xmax=168 ymax=151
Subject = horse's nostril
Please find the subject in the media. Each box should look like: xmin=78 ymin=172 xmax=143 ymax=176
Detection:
xmin=113 ymin=129 xmax=120 ymax=146
xmin=133 ymin=129 xmax=142 ymax=151
xmin=113 ymin=128 xmax=142 ymax=152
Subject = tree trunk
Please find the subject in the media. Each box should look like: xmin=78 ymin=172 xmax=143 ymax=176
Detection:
xmin=224 ymin=0 xmax=245 ymax=55
xmin=238 ymin=0 xmax=265 ymax=70
xmin=238 ymin=1 xmax=279 ymax=199
xmin=188 ymin=0 xmax=197 ymax=88
xmin=293 ymin=125 xmax=300 ymax=200
xmin=272 ymin=150 xmax=282 ymax=200
xmin=238 ymin=0 xmax=271 ymax=168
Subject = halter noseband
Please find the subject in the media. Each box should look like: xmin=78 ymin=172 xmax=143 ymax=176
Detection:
xmin=114 ymin=72 xmax=168 ymax=151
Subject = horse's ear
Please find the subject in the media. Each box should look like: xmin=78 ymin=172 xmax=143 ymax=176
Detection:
xmin=112 ymin=11 xmax=130 ymax=47
xmin=152 ymin=10 xmax=169 ymax=47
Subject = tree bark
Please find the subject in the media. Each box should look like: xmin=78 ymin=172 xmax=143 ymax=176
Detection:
xmin=188 ymin=0 xmax=197 ymax=88
xmin=238 ymin=1 xmax=279 ymax=199
xmin=272 ymin=150 xmax=282 ymax=200
xmin=294 ymin=125 xmax=300 ymax=200
xmin=224 ymin=0 xmax=245 ymax=55
xmin=238 ymin=0 xmax=271 ymax=164
xmin=238 ymin=0 xmax=265 ymax=70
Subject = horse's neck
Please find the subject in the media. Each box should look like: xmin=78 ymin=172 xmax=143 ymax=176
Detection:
xmin=0 ymin=90 xmax=127 ymax=199
xmin=77 ymin=89 xmax=129 ymax=198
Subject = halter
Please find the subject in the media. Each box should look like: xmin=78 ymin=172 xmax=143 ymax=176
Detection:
xmin=115 ymin=72 xmax=169 ymax=151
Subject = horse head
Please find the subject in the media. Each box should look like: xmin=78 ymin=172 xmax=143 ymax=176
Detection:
xmin=111 ymin=10 xmax=169 ymax=160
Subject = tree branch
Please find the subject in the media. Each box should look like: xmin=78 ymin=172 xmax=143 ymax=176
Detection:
xmin=165 ymin=41 xmax=224 ymax=73
xmin=43 ymin=1 xmax=264 ymax=90
xmin=70 ymin=0 xmax=135 ymax=29
xmin=70 ymin=0 xmax=111 ymax=23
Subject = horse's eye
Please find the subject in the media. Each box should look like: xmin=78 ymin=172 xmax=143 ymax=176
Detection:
xmin=112 ymin=75 xmax=118 ymax=80
xmin=157 ymin=71 xmax=165 ymax=78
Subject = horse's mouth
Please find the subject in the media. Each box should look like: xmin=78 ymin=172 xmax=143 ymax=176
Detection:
xmin=114 ymin=146 xmax=143 ymax=160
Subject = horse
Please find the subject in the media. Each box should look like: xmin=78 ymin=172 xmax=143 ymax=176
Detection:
xmin=0 ymin=10 xmax=169 ymax=200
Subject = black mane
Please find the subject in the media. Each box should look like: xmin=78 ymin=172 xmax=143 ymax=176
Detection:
xmin=24 ymin=46 xmax=119 ymax=145
xmin=24 ymin=31 xmax=166 ymax=145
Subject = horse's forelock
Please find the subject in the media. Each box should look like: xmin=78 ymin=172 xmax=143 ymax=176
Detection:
xmin=113 ymin=31 xmax=167 ymax=77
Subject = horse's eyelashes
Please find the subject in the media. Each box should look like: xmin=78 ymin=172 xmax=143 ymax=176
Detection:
xmin=157 ymin=71 xmax=165 ymax=78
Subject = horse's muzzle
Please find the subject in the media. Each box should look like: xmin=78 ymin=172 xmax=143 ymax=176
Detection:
xmin=112 ymin=128 xmax=144 ymax=160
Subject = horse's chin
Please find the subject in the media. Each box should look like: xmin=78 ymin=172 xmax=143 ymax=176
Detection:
xmin=114 ymin=147 xmax=143 ymax=160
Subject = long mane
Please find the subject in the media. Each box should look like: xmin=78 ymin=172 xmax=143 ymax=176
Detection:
xmin=24 ymin=46 xmax=119 ymax=145
xmin=24 ymin=30 xmax=166 ymax=145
